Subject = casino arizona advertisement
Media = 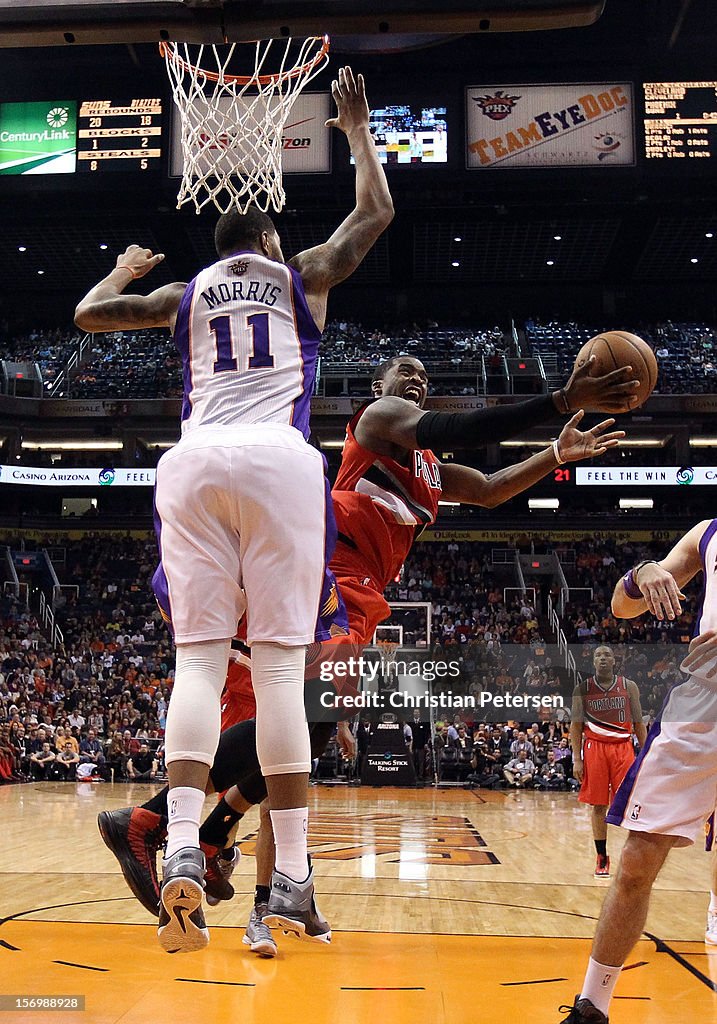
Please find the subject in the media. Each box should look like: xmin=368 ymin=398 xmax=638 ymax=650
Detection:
xmin=466 ymin=83 xmax=635 ymax=168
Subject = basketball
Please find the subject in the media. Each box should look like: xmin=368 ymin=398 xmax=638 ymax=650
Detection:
xmin=574 ymin=331 xmax=659 ymax=408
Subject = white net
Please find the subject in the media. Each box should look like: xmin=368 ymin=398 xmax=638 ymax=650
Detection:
xmin=161 ymin=35 xmax=330 ymax=214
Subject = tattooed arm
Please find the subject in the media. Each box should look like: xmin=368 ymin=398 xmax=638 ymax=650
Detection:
xmin=74 ymin=245 xmax=186 ymax=333
xmin=289 ymin=67 xmax=393 ymax=331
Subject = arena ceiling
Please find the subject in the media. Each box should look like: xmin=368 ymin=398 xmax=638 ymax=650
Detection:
xmin=0 ymin=1 xmax=715 ymax=309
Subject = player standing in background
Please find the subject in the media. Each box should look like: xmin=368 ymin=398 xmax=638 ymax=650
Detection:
xmin=559 ymin=521 xmax=717 ymax=1023
xmin=75 ymin=66 xmax=394 ymax=953
xmin=570 ymin=645 xmax=646 ymax=878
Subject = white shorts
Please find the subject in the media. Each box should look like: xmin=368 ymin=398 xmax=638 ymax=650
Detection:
xmin=154 ymin=423 xmax=327 ymax=646
xmin=606 ymin=677 xmax=717 ymax=847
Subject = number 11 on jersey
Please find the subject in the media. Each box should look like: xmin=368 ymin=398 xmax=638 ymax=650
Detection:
xmin=210 ymin=312 xmax=275 ymax=375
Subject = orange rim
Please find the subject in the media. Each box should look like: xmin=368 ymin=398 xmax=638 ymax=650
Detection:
xmin=159 ymin=35 xmax=330 ymax=86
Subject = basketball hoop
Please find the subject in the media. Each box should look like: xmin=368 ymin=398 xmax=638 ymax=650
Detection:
xmin=376 ymin=638 xmax=401 ymax=667
xmin=161 ymin=35 xmax=330 ymax=214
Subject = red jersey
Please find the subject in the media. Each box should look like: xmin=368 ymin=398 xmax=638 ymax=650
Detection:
xmin=331 ymin=404 xmax=442 ymax=590
xmin=582 ymin=675 xmax=634 ymax=743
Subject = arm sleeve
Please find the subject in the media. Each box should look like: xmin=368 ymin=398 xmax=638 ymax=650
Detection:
xmin=414 ymin=394 xmax=557 ymax=450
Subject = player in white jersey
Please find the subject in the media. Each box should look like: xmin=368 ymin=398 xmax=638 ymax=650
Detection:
xmin=74 ymin=66 xmax=394 ymax=953
xmin=559 ymin=520 xmax=717 ymax=1023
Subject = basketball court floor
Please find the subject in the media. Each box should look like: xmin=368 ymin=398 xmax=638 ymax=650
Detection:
xmin=1 ymin=781 xmax=714 ymax=1023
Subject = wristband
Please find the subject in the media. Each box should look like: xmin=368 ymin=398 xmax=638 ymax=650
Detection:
xmin=622 ymin=569 xmax=642 ymax=600
xmin=552 ymin=439 xmax=564 ymax=465
xmin=556 ymin=388 xmax=571 ymax=414
xmin=116 ymin=264 xmax=137 ymax=281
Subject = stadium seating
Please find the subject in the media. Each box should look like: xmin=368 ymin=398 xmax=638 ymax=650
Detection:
xmin=525 ymin=317 xmax=717 ymax=394
xmin=1 ymin=318 xmax=716 ymax=398
xmin=0 ymin=531 xmax=694 ymax=784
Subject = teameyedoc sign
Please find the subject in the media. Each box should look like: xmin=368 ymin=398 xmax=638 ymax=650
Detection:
xmin=466 ymin=83 xmax=635 ymax=168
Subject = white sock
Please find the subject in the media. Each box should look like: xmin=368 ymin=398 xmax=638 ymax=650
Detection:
xmin=270 ymin=806 xmax=309 ymax=882
xmin=709 ymin=891 xmax=717 ymax=914
xmin=165 ymin=786 xmax=205 ymax=859
xmin=580 ymin=956 xmax=623 ymax=1016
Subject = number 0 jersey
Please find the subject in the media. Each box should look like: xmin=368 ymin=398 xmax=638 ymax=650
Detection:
xmin=173 ymin=251 xmax=320 ymax=438
xmin=582 ymin=675 xmax=634 ymax=743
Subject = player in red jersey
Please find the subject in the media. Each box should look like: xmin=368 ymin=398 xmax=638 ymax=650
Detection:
xmin=98 ymin=353 xmax=633 ymax=950
xmin=570 ymin=645 xmax=647 ymax=878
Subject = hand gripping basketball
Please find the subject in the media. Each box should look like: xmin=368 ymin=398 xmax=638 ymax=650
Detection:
xmin=561 ymin=355 xmax=641 ymax=414
xmin=115 ymin=244 xmax=165 ymax=281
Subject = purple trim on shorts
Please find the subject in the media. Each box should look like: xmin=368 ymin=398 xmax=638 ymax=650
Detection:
xmin=287 ymin=264 xmax=321 ymax=441
xmin=706 ymin=811 xmax=715 ymax=852
xmin=605 ymin=672 xmax=686 ymax=828
xmin=173 ymin=278 xmax=197 ymax=423
xmin=151 ymin=485 xmax=174 ymax=636
xmin=314 ymin=469 xmax=349 ymax=641
xmin=695 ymin=518 xmax=717 ymax=635
xmin=606 ymin=715 xmax=662 ymax=827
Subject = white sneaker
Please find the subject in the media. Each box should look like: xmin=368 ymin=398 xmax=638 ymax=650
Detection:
xmin=706 ymin=910 xmax=717 ymax=945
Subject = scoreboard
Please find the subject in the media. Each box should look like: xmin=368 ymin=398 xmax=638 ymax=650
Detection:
xmin=0 ymin=97 xmax=163 ymax=175
xmin=643 ymin=82 xmax=717 ymax=161
xmin=77 ymin=98 xmax=162 ymax=171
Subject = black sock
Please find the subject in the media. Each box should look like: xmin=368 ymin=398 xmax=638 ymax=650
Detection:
xmin=198 ymin=796 xmax=243 ymax=847
xmin=140 ymin=786 xmax=169 ymax=817
xmin=219 ymin=845 xmax=235 ymax=860
xmin=255 ymin=885 xmax=271 ymax=906
xmin=594 ymin=839 xmax=607 ymax=858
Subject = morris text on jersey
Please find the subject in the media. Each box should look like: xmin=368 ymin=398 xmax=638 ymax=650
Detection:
xmin=201 ymin=280 xmax=282 ymax=310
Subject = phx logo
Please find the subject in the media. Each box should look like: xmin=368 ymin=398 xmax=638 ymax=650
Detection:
xmin=99 ymin=467 xmax=115 ymax=486
xmin=594 ymin=132 xmax=623 ymax=161
xmin=676 ymin=466 xmax=694 ymax=486
xmin=472 ymin=90 xmax=521 ymax=121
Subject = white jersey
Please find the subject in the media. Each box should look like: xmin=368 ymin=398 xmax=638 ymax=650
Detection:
xmin=695 ymin=518 xmax=717 ymax=634
xmin=173 ymin=251 xmax=321 ymax=439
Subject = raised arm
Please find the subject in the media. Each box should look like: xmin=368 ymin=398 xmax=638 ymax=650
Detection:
xmin=610 ymin=520 xmax=708 ymax=621
xmin=289 ymin=67 xmax=393 ymax=323
xmin=439 ymin=411 xmax=623 ymax=507
xmin=356 ymin=362 xmax=639 ymax=457
xmin=74 ymin=245 xmax=186 ymax=333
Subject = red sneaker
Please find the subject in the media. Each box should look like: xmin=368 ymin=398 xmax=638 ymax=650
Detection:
xmin=594 ymin=854 xmax=611 ymax=878
xmin=201 ymin=841 xmax=239 ymax=905
xmin=98 ymin=806 xmax=166 ymax=916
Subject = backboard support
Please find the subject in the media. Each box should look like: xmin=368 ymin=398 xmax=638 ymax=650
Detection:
xmin=0 ymin=2 xmax=606 ymax=48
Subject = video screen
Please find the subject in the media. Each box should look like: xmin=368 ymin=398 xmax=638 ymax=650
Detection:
xmin=351 ymin=104 xmax=448 ymax=165
xmin=0 ymin=100 xmax=77 ymax=174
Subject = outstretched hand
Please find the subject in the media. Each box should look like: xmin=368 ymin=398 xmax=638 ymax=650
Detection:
xmin=556 ymin=410 xmax=625 ymax=462
xmin=325 ymin=66 xmax=370 ymax=135
xmin=635 ymin=562 xmax=686 ymax=621
xmin=562 ymin=355 xmax=641 ymax=413
xmin=680 ymin=628 xmax=717 ymax=679
xmin=115 ymin=244 xmax=165 ymax=281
